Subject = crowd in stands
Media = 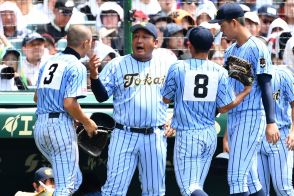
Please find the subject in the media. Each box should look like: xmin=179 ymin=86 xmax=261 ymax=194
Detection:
xmin=0 ymin=0 xmax=294 ymax=91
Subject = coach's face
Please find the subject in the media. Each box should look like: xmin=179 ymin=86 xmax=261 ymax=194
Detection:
xmin=132 ymin=29 xmax=158 ymax=61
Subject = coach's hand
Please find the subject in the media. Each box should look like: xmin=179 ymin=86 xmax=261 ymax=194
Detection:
xmin=266 ymin=123 xmax=280 ymax=144
xmin=83 ymin=118 xmax=98 ymax=138
xmin=89 ymin=54 xmax=101 ymax=79
xmin=286 ymin=130 xmax=294 ymax=150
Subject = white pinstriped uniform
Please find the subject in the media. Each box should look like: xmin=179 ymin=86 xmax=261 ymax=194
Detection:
xmin=99 ymin=53 xmax=174 ymax=195
xmin=34 ymin=52 xmax=87 ymax=195
xmin=161 ymin=59 xmax=235 ymax=195
xmin=248 ymin=66 xmax=294 ymax=196
xmin=225 ymin=36 xmax=273 ymax=194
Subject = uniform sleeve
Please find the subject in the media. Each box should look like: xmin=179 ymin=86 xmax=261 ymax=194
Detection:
xmin=36 ymin=67 xmax=44 ymax=89
xmin=254 ymin=42 xmax=273 ymax=75
xmin=65 ymin=65 xmax=87 ymax=99
xmin=161 ymin=63 xmax=177 ymax=100
xmin=282 ymin=69 xmax=294 ymax=103
xmin=99 ymin=58 xmax=117 ymax=97
xmin=216 ymin=70 xmax=235 ymax=108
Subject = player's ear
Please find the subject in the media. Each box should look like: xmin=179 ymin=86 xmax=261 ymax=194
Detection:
xmin=154 ymin=38 xmax=159 ymax=48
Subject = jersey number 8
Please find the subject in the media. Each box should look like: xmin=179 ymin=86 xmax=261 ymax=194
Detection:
xmin=194 ymin=74 xmax=208 ymax=98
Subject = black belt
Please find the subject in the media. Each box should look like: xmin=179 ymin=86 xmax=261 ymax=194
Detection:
xmin=48 ymin=112 xmax=60 ymax=118
xmin=115 ymin=123 xmax=164 ymax=134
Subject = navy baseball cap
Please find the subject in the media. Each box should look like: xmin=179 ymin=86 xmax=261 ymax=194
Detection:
xmin=209 ymin=3 xmax=244 ymax=24
xmin=188 ymin=26 xmax=213 ymax=51
xmin=55 ymin=0 xmax=74 ymax=15
xmin=22 ymin=32 xmax=45 ymax=46
xmin=163 ymin=23 xmax=184 ymax=38
xmin=131 ymin=22 xmax=158 ymax=39
xmin=257 ymin=5 xmax=277 ymax=18
xmin=34 ymin=167 xmax=54 ymax=182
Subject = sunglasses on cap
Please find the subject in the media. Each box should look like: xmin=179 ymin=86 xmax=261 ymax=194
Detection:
xmin=58 ymin=9 xmax=73 ymax=16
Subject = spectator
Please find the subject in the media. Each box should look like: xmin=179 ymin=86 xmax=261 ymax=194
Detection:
xmin=267 ymin=17 xmax=289 ymax=39
xmin=195 ymin=1 xmax=217 ymax=25
xmin=0 ymin=48 xmax=27 ymax=91
xmin=150 ymin=12 xmax=173 ymax=47
xmin=131 ymin=10 xmax=149 ymax=25
xmin=78 ymin=0 xmax=104 ymax=21
xmin=162 ymin=23 xmax=185 ymax=59
xmin=257 ymin=4 xmax=277 ymax=38
xmin=284 ymin=0 xmax=294 ymax=32
xmin=21 ymin=32 xmax=46 ymax=87
xmin=283 ymin=36 xmax=294 ymax=73
xmin=178 ymin=0 xmax=197 ymax=18
xmin=169 ymin=9 xmax=195 ymax=30
xmin=244 ymin=11 xmax=260 ymax=36
xmin=132 ymin=0 xmax=161 ymax=15
xmin=97 ymin=1 xmax=124 ymax=55
xmin=0 ymin=1 xmax=28 ymax=39
xmin=41 ymin=33 xmax=57 ymax=55
xmin=14 ymin=167 xmax=55 ymax=196
xmin=15 ymin=0 xmax=48 ymax=25
xmin=36 ymin=0 xmax=77 ymax=42
xmin=158 ymin=0 xmax=177 ymax=15
xmin=99 ymin=27 xmax=116 ymax=47
xmin=93 ymin=40 xmax=119 ymax=73
xmin=267 ymin=18 xmax=289 ymax=63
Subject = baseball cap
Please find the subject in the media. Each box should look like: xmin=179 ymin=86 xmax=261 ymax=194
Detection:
xmin=257 ymin=5 xmax=277 ymax=18
xmin=163 ymin=23 xmax=184 ymax=38
xmin=188 ymin=26 xmax=213 ymax=51
xmin=169 ymin=9 xmax=195 ymax=26
xmin=22 ymin=33 xmax=45 ymax=46
xmin=133 ymin=10 xmax=149 ymax=21
xmin=55 ymin=0 xmax=74 ymax=15
xmin=131 ymin=22 xmax=158 ymax=39
xmin=209 ymin=3 xmax=244 ymax=24
xmin=34 ymin=167 xmax=54 ymax=182
xmin=244 ymin=11 xmax=260 ymax=25
xmin=2 ymin=48 xmax=20 ymax=59
xmin=195 ymin=1 xmax=217 ymax=20
xmin=149 ymin=11 xmax=173 ymax=24
xmin=41 ymin=33 xmax=56 ymax=46
xmin=100 ymin=2 xmax=124 ymax=21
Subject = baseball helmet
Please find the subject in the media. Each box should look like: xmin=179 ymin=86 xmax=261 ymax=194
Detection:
xmin=77 ymin=112 xmax=115 ymax=157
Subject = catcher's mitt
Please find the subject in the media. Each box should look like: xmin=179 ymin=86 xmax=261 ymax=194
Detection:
xmin=77 ymin=112 xmax=115 ymax=157
xmin=224 ymin=56 xmax=254 ymax=86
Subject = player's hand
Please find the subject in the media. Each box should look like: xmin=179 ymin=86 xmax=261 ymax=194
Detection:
xmin=286 ymin=131 xmax=294 ymax=150
xmin=83 ymin=118 xmax=98 ymax=138
xmin=243 ymin=85 xmax=252 ymax=94
xmin=265 ymin=123 xmax=280 ymax=144
xmin=88 ymin=54 xmax=101 ymax=79
xmin=164 ymin=124 xmax=175 ymax=137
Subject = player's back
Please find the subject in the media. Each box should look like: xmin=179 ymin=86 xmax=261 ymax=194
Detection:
xmin=36 ymin=52 xmax=87 ymax=115
xmin=170 ymin=59 xmax=234 ymax=131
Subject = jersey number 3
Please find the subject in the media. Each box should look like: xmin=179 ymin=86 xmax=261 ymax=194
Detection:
xmin=43 ymin=63 xmax=58 ymax=84
xmin=183 ymin=71 xmax=218 ymax=101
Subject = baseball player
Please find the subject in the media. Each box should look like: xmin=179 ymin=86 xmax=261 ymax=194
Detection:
xmin=210 ymin=3 xmax=280 ymax=196
xmin=248 ymin=66 xmax=294 ymax=196
xmin=33 ymin=25 xmax=98 ymax=195
xmin=88 ymin=22 xmax=176 ymax=196
xmin=161 ymin=26 xmax=252 ymax=196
